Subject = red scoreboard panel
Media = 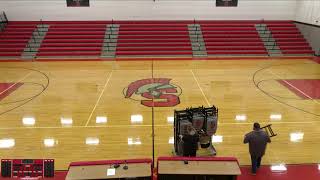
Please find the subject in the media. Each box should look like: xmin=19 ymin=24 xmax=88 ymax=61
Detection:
xmin=1 ymin=159 xmax=54 ymax=178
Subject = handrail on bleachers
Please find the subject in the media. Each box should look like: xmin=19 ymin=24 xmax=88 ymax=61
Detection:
xmin=0 ymin=11 xmax=8 ymax=32
xmin=258 ymin=24 xmax=277 ymax=52
xmin=0 ymin=11 xmax=8 ymax=23
xmin=24 ymin=19 xmax=48 ymax=53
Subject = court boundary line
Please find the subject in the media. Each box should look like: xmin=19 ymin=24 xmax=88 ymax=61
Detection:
xmin=31 ymin=56 xmax=313 ymax=62
xmin=0 ymin=71 xmax=32 ymax=96
xmin=281 ymin=79 xmax=316 ymax=99
xmin=0 ymin=67 xmax=50 ymax=117
xmin=190 ymin=69 xmax=211 ymax=106
xmin=85 ymin=70 xmax=113 ymax=126
xmin=0 ymin=121 xmax=316 ymax=130
xmin=268 ymin=69 xmax=320 ymax=105
xmin=252 ymin=62 xmax=320 ymax=117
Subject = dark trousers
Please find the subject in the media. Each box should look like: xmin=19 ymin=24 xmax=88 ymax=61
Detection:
xmin=251 ymin=155 xmax=262 ymax=173
xmin=183 ymin=149 xmax=196 ymax=157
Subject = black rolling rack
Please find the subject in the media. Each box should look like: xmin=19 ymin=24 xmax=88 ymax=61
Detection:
xmin=173 ymin=106 xmax=218 ymax=155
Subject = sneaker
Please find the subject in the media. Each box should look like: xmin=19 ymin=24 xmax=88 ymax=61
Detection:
xmin=251 ymin=172 xmax=256 ymax=175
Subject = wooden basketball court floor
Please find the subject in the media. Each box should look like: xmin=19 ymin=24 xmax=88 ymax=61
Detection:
xmin=0 ymin=58 xmax=319 ymax=170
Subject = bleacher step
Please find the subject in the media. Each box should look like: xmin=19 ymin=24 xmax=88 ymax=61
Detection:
xmin=21 ymin=24 xmax=50 ymax=59
xmin=188 ymin=24 xmax=207 ymax=57
xmin=255 ymin=24 xmax=282 ymax=56
xmin=101 ymin=24 xmax=119 ymax=58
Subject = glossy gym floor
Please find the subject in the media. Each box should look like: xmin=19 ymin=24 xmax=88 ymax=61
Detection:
xmin=0 ymin=58 xmax=319 ymax=170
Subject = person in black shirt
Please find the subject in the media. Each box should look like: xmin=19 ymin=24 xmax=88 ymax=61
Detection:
xmin=181 ymin=128 xmax=199 ymax=157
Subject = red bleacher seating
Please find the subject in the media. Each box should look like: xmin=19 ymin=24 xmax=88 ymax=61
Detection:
xmin=37 ymin=21 xmax=108 ymax=57
xmin=116 ymin=21 xmax=193 ymax=56
xmin=199 ymin=21 xmax=268 ymax=56
xmin=37 ymin=52 xmax=101 ymax=56
xmin=266 ymin=22 xmax=314 ymax=55
xmin=0 ymin=20 xmax=314 ymax=58
xmin=0 ymin=22 xmax=36 ymax=57
xmin=117 ymin=39 xmax=190 ymax=43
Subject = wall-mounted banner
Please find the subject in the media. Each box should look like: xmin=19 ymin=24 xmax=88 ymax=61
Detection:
xmin=216 ymin=0 xmax=238 ymax=7
xmin=67 ymin=0 xmax=89 ymax=7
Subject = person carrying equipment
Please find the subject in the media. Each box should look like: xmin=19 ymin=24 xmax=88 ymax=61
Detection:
xmin=243 ymin=122 xmax=271 ymax=175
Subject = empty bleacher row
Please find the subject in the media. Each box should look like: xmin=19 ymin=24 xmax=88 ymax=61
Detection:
xmin=199 ymin=21 xmax=267 ymax=55
xmin=0 ymin=21 xmax=108 ymax=58
xmin=0 ymin=23 xmax=36 ymax=57
xmin=265 ymin=22 xmax=314 ymax=55
xmin=0 ymin=20 xmax=315 ymax=58
xmin=116 ymin=21 xmax=192 ymax=56
xmin=39 ymin=21 xmax=107 ymax=57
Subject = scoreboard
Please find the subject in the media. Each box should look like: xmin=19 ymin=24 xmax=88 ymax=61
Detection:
xmin=216 ymin=0 xmax=238 ymax=7
xmin=1 ymin=159 xmax=54 ymax=178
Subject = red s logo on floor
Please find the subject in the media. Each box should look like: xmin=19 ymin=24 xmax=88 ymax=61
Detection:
xmin=124 ymin=78 xmax=182 ymax=107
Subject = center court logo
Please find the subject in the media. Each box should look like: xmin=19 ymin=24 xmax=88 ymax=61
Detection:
xmin=123 ymin=78 xmax=182 ymax=107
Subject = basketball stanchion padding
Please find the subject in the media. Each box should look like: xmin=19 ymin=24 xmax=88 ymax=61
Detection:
xmin=1 ymin=160 xmax=12 ymax=177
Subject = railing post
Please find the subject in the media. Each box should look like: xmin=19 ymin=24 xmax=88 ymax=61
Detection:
xmin=196 ymin=26 xmax=199 ymax=43
xmin=36 ymin=26 xmax=40 ymax=36
xmin=110 ymin=19 xmax=114 ymax=52
xmin=32 ymin=34 xmax=36 ymax=45
xmin=26 ymin=43 xmax=31 ymax=52
xmin=3 ymin=11 xmax=8 ymax=23
xmin=266 ymin=26 xmax=270 ymax=43
xmin=0 ymin=12 xmax=7 ymax=32
xmin=40 ymin=19 xmax=43 ymax=28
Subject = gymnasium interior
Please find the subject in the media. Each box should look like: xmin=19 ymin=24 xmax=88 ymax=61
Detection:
xmin=0 ymin=0 xmax=319 ymax=179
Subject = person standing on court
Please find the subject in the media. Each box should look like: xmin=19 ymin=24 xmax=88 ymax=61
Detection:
xmin=243 ymin=122 xmax=271 ymax=175
xmin=180 ymin=128 xmax=199 ymax=157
